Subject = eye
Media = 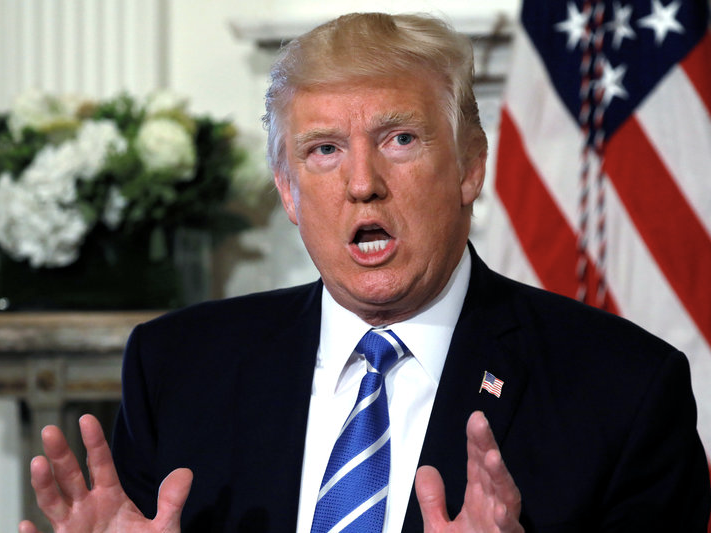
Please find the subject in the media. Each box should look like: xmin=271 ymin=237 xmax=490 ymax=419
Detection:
xmin=395 ymin=133 xmax=414 ymax=146
xmin=315 ymin=144 xmax=337 ymax=155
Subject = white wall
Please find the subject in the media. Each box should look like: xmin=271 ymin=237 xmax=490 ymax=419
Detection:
xmin=0 ymin=0 xmax=168 ymax=107
xmin=0 ymin=402 xmax=21 ymax=532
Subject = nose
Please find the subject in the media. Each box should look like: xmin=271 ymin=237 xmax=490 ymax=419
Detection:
xmin=345 ymin=142 xmax=387 ymax=203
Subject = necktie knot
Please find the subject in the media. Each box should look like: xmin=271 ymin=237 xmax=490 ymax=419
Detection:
xmin=356 ymin=328 xmax=408 ymax=376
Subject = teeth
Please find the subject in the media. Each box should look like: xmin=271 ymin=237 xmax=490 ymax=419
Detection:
xmin=357 ymin=239 xmax=389 ymax=254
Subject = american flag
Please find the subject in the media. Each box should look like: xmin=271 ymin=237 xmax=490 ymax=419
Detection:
xmin=480 ymin=371 xmax=504 ymax=398
xmin=486 ymin=0 xmax=711 ymax=497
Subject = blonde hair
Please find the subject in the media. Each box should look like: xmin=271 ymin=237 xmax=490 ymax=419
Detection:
xmin=263 ymin=12 xmax=487 ymax=175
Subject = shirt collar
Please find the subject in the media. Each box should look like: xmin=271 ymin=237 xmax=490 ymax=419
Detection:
xmin=318 ymin=247 xmax=471 ymax=388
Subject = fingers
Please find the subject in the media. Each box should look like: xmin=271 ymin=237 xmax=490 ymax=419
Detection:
xmin=415 ymin=465 xmax=450 ymax=530
xmin=416 ymin=412 xmax=523 ymax=532
xmin=493 ymin=500 xmax=523 ymax=532
xmin=465 ymin=412 xmax=522 ymax=529
xmin=79 ymin=414 xmax=123 ymax=492
xmin=18 ymin=520 xmax=41 ymax=533
xmin=40 ymin=424 xmax=89 ymax=503
xmin=484 ymin=448 xmax=521 ymax=520
xmin=153 ymin=468 xmax=194 ymax=531
xmin=463 ymin=412 xmax=499 ymax=503
xmin=29 ymin=455 xmax=69 ymax=524
xmin=29 ymin=416 xmax=139 ymax=532
xmin=466 ymin=412 xmax=503 ymax=487
xmin=466 ymin=411 xmax=500 ymax=460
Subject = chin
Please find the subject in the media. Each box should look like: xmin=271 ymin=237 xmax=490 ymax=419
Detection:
xmin=349 ymin=270 xmax=407 ymax=302
xmin=341 ymin=284 xmax=417 ymax=324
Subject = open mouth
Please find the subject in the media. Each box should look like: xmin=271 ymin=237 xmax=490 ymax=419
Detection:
xmin=352 ymin=225 xmax=392 ymax=254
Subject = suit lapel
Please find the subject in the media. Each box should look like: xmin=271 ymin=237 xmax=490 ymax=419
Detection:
xmin=402 ymin=246 xmax=530 ymax=530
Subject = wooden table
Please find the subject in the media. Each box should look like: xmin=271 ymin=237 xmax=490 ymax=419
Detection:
xmin=0 ymin=311 xmax=161 ymax=528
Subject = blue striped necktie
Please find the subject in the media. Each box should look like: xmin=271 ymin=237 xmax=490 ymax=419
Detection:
xmin=310 ymin=328 xmax=408 ymax=533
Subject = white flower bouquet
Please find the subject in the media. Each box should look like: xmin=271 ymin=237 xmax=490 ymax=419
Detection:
xmin=0 ymin=90 xmax=255 ymax=309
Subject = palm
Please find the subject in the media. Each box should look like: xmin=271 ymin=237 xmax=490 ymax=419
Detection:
xmin=45 ymin=495 xmax=148 ymax=533
xmin=19 ymin=415 xmax=192 ymax=533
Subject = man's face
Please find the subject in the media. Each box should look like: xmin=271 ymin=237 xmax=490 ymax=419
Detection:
xmin=275 ymin=75 xmax=486 ymax=325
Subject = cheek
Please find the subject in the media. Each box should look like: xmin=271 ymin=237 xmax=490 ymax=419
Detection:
xmin=299 ymin=176 xmax=343 ymax=209
xmin=295 ymin=183 xmax=344 ymax=237
xmin=400 ymin=176 xmax=464 ymax=238
xmin=397 ymin=162 xmax=460 ymax=209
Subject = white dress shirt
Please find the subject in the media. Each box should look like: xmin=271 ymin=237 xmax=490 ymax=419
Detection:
xmin=296 ymin=248 xmax=471 ymax=532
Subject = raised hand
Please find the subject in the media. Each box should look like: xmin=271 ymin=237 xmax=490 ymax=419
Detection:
xmin=18 ymin=414 xmax=192 ymax=533
xmin=415 ymin=411 xmax=524 ymax=533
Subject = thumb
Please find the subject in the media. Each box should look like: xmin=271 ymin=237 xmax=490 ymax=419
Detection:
xmin=153 ymin=468 xmax=193 ymax=531
xmin=415 ymin=465 xmax=450 ymax=530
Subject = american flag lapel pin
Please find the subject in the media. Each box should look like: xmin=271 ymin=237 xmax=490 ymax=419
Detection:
xmin=479 ymin=371 xmax=504 ymax=398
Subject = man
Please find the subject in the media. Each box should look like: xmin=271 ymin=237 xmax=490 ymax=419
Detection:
xmin=21 ymin=12 xmax=710 ymax=533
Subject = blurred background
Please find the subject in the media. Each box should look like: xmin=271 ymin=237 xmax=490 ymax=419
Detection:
xmin=1 ymin=0 xmax=708 ymax=531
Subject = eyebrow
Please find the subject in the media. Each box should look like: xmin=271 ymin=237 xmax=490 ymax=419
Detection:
xmin=293 ymin=128 xmax=343 ymax=148
xmin=368 ymin=110 xmax=426 ymax=132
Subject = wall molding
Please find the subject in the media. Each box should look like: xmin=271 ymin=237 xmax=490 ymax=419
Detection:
xmin=0 ymin=0 xmax=169 ymax=109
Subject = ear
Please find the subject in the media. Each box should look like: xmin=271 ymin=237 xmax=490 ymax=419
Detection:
xmin=274 ymin=170 xmax=299 ymax=225
xmin=460 ymin=146 xmax=487 ymax=207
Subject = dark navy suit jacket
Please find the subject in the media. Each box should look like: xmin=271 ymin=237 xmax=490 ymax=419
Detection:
xmin=112 ymin=247 xmax=711 ymax=532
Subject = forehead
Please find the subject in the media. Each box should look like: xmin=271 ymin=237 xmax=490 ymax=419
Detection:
xmin=285 ymin=76 xmax=449 ymax=134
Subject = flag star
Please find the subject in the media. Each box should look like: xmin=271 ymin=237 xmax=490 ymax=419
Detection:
xmin=555 ymin=1 xmax=592 ymax=50
xmin=597 ymin=59 xmax=629 ymax=107
xmin=606 ymin=1 xmax=637 ymax=49
xmin=638 ymin=0 xmax=685 ymax=45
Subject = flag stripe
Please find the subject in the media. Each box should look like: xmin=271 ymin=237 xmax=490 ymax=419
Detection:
xmin=602 ymin=175 xmax=704 ymax=352
xmin=503 ymin=29 xmax=586 ymax=236
xmin=482 ymin=199 xmax=542 ymax=289
xmin=603 ymin=117 xmax=711 ymax=347
xmin=681 ymin=31 xmax=711 ymax=118
xmin=636 ymin=65 xmax=711 ymax=238
xmin=496 ymin=107 xmax=620 ymax=313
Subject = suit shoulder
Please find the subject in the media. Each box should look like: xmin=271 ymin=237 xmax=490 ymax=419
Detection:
xmin=487 ymin=271 xmax=680 ymax=365
xmin=140 ymin=281 xmax=321 ymax=333
xmin=124 ymin=281 xmax=321 ymax=364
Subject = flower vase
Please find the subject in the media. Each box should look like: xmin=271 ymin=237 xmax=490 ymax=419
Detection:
xmin=0 ymin=229 xmax=204 ymax=311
